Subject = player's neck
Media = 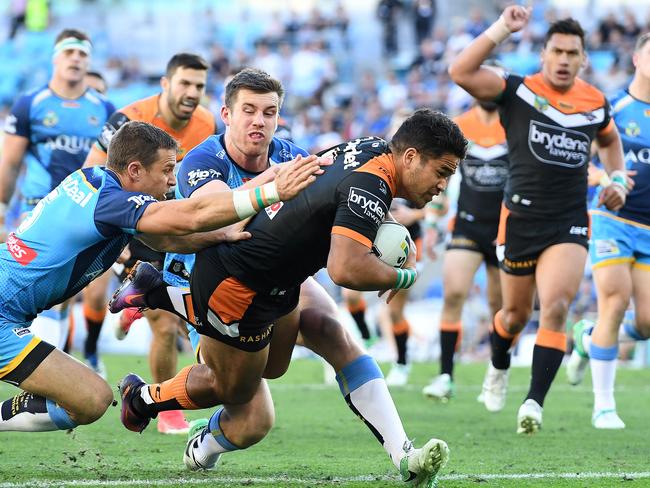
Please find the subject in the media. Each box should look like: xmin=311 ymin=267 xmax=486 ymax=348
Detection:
xmin=628 ymin=75 xmax=650 ymax=103
xmin=475 ymin=107 xmax=498 ymax=125
xmin=48 ymin=77 xmax=86 ymax=99
xmin=158 ymin=96 xmax=189 ymax=131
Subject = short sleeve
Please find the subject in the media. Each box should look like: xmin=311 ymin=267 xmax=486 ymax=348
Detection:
xmin=496 ymin=72 xmax=521 ymax=106
xmin=95 ymin=111 xmax=131 ymax=153
xmin=94 ymin=187 xmax=158 ymax=236
xmin=598 ymin=99 xmax=614 ymax=134
xmin=331 ymin=172 xmax=392 ymax=249
xmin=4 ymin=94 xmax=32 ymax=138
xmin=176 ymin=143 xmax=231 ymax=197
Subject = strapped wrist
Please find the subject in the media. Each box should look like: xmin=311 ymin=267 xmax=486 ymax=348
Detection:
xmin=484 ymin=16 xmax=511 ymax=45
xmin=395 ymin=268 xmax=417 ymax=290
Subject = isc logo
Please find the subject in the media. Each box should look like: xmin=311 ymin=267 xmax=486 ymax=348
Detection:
xmin=569 ymin=226 xmax=588 ymax=236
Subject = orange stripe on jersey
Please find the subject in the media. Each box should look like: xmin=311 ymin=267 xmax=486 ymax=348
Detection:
xmin=453 ymin=106 xmax=506 ymax=146
xmin=119 ymin=95 xmax=215 ymax=161
xmin=332 ymin=226 xmax=372 ymax=249
xmin=496 ymin=204 xmax=509 ymax=246
xmin=208 ymin=277 xmax=256 ymax=324
xmin=353 ymin=153 xmax=398 ymax=196
xmin=183 ymin=293 xmax=197 ymax=326
xmin=523 ymin=73 xmax=606 ymax=114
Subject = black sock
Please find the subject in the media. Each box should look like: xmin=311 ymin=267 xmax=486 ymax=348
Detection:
xmin=440 ymin=330 xmax=458 ymax=378
xmin=395 ymin=332 xmax=408 ymax=365
xmin=526 ymin=345 xmax=564 ymax=407
xmin=145 ymin=286 xmax=174 ymax=312
xmin=83 ymin=319 xmax=103 ymax=357
xmin=490 ymin=328 xmax=514 ymax=370
xmin=351 ymin=311 xmax=370 ymax=340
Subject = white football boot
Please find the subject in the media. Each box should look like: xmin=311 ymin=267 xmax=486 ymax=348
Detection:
xmin=516 ymin=399 xmax=543 ymax=435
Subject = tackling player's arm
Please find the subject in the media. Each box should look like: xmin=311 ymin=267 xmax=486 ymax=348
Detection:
xmin=448 ymin=5 xmax=530 ymax=100
xmin=136 ymin=226 xmax=251 ymax=253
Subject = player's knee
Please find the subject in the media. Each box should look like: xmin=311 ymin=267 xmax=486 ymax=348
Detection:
xmin=543 ymin=298 xmax=571 ymax=325
xmin=443 ymin=289 xmax=468 ymax=313
xmin=633 ymin=319 xmax=650 ymax=339
xmin=74 ymin=382 xmax=114 ymax=425
xmin=502 ymin=307 xmax=530 ymax=332
xmin=238 ymin=410 xmax=274 ymax=448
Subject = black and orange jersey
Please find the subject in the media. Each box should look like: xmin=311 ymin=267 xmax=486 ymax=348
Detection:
xmin=95 ymin=94 xmax=216 ymax=161
xmin=496 ymin=73 xmax=614 ymax=217
xmin=211 ymin=136 xmax=396 ymax=293
xmin=453 ymin=107 xmax=508 ymax=223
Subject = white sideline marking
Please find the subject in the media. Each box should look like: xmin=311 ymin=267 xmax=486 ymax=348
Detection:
xmin=2 ymin=472 xmax=650 ymax=487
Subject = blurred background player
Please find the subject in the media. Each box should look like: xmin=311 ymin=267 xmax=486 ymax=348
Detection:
xmin=422 ymin=93 xmax=507 ymax=401
xmin=449 ymin=7 xmax=627 ymax=434
xmin=84 ymin=70 xmax=108 ymax=95
xmin=83 ymin=52 xmax=215 ymax=434
xmin=567 ymin=32 xmax=650 ymax=430
xmin=0 ymin=28 xmax=114 ymax=353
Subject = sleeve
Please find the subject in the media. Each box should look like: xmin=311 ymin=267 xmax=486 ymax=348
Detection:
xmin=94 ymin=187 xmax=158 ymax=236
xmin=331 ymin=172 xmax=393 ymax=249
xmin=95 ymin=111 xmax=131 ymax=153
xmin=3 ymin=94 xmax=32 ymax=138
xmin=495 ymin=72 xmax=520 ymax=106
xmin=176 ymin=144 xmax=231 ymax=197
xmin=598 ymin=98 xmax=614 ymax=135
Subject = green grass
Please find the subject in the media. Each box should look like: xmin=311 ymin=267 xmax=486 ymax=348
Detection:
xmin=0 ymin=355 xmax=648 ymax=487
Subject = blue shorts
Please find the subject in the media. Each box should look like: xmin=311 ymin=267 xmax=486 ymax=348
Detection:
xmin=590 ymin=210 xmax=650 ymax=270
xmin=0 ymin=317 xmax=55 ymax=385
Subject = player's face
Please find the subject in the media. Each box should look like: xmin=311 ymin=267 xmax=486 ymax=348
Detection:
xmin=163 ymin=68 xmax=207 ymax=121
xmin=140 ymin=149 xmax=177 ymax=200
xmin=540 ymin=34 xmax=585 ymax=91
xmin=400 ymin=150 xmax=458 ymax=208
xmin=53 ymin=48 xmax=89 ymax=84
xmin=633 ymin=41 xmax=650 ymax=81
xmin=222 ymin=89 xmax=280 ymax=158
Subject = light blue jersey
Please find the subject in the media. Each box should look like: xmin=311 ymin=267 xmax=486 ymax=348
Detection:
xmin=162 ymin=134 xmax=309 ymax=288
xmin=3 ymin=85 xmax=115 ymax=213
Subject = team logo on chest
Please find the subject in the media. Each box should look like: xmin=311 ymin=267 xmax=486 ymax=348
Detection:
xmin=625 ymin=121 xmax=641 ymax=137
xmin=43 ymin=111 xmax=59 ymax=127
xmin=534 ymin=96 xmax=549 ymax=112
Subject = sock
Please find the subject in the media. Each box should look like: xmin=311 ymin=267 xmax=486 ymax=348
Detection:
xmin=348 ymin=299 xmax=370 ymax=340
xmin=525 ymin=328 xmax=566 ymax=407
xmin=590 ymin=343 xmax=618 ymax=412
xmin=134 ymin=365 xmax=200 ymax=416
xmin=146 ymin=286 xmax=197 ymax=325
xmin=0 ymin=392 xmax=77 ymax=431
xmin=393 ymin=320 xmax=410 ymax=365
xmin=336 ymin=355 xmax=410 ymax=470
xmin=439 ymin=321 xmax=462 ymax=378
xmin=490 ymin=310 xmax=517 ymax=370
xmin=190 ymin=407 xmax=241 ymax=468
xmin=83 ymin=303 xmax=106 ymax=358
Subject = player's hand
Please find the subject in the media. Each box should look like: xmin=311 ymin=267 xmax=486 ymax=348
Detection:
xmin=275 ymin=154 xmax=327 ymax=201
xmin=599 ymin=183 xmax=626 ymax=211
xmin=218 ymin=219 xmax=252 ymax=242
xmin=378 ymin=287 xmax=400 ymax=304
xmin=502 ymin=4 xmax=531 ymax=33
xmin=116 ymin=244 xmax=131 ymax=264
xmin=587 ymin=164 xmax=605 ymax=187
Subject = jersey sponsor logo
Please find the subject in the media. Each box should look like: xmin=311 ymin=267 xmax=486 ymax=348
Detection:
xmin=61 ymin=176 xmax=94 ymax=207
xmin=347 ymin=187 xmax=387 ymax=225
xmin=528 ymin=121 xmax=590 ymax=168
xmin=187 ymin=168 xmax=222 ymax=187
xmin=624 ymin=148 xmax=650 ymax=165
xmin=569 ymin=225 xmax=588 ymax=236
xmin=128 ymin=194 xmax=157 ymax=208
xmin=343 ymin=138 xmax=371 ymax=170
xmin=239 ymin=325 xmax=273 ymax=344
xmin=594 ymin=238 xmax=620 ymax=258
xmin=13 ymin=327 xmax=31 ymax=338
xmin=462 ymin=160 xmax=508 ymax=191
xmin=265 ymin=201 xmax=284 ymax=220
xmin=45 ymin=134 xmax=93 ymax=155
xmin=6 ymin=233 xmax=38 ymax=266
xmin=3 ymin=114 xmax=17 ymax=134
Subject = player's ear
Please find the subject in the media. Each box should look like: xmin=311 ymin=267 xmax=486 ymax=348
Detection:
xmin=220 ymin=105 xmax=231 ymax=126
xmin=160 ymin=76 xmax=169 ymax=92
xmin=403 ymin=147 xmax=417 ymax=168
xmin=126 ymin=160 xmax=143 ymax=181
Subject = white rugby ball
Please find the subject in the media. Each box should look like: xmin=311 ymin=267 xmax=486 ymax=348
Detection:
xmin=372 ymin=221 xmax=411 ymax=268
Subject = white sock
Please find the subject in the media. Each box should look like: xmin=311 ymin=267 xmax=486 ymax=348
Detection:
xmin=590 ymin=357 xmax=617 ymax=412
xmin=29 ymin=315 xmax=62 ymax=349
xmin=0 ymin=393 xmax=76 ymax=431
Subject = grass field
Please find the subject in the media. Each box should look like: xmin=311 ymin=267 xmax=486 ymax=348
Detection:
xmin=0 ymin=354 xmax=648 ymax=488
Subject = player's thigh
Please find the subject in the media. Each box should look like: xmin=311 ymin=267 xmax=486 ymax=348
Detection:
xmin=82 ymin=270 xmax=113 ymax=308
xmin=443 ymin=249 xmax=484 ymax=298
xmin=223 ymin=379 xmax=275 ymax=437
xmin=264 ymin=306 xmax=300 ymax=379
xmin=341 ymin=287 xmax=363 ymax=304
xmin=632 ymin=265 xmax=650 ymax=331
xmin=498 ymin=269 xmax=536 ymax=331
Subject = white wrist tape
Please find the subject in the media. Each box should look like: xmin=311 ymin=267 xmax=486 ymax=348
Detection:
xmin=484 ymin=16 xmax=511 ymax=45
xmin=232 ymin=190 xmax=257 ymax=220
xmin=260 ymin=182 xmax=279 ymax=205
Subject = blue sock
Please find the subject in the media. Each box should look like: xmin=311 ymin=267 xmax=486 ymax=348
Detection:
xmin=335 ymin=354 xmax=384 ymax=396
xmin=590 ymin=343 xmax=618 ymax=361
xmin=46 ymin=399 xmax=77 ymax=430
xmin=208 ymin=407 xmax=240 ymax=451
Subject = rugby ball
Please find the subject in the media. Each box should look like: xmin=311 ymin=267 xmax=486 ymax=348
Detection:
xmin=372 ymin=221 xmax=411 ymax=268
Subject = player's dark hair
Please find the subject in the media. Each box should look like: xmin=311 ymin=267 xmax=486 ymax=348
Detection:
xmin=165 ymin=53 xmax=209 ymax=78
xmin=390 ymin=108 xmax=467 ymax=161
xmin=86 ymin=70 xmax=107 ymax=93
xmin=224 ymin=68 xmax=285 ymax=109
xmin=107 ymin=121 xmax=178 ymax=171
xmin=544 ymin=18 xmax=585 ymax=49
xmin=635 ymin=32 xmax=650 ymax=52
xmin=55 ymin=28 xmax=92 ymax=45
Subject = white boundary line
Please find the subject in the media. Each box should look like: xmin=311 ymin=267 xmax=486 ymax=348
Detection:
xmin=2 ymin=472 xmax=650 ymax=487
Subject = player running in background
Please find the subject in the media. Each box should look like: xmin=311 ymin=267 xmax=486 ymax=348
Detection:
xmin=0 ymin=29 xmax=114 ymax=353
xmin=567 ymin=32 xmax=650 ymax=429
xmin=422 ymin=96 xmax=507 ymax=401
xmin=112 ymin=108 xmax=467 ymax=487
xmin=0 ymin=121 xmax=322 ymax=432
xmin=449 ymin=6 xmax=627 ymax=434
xmin=83 ymin=53 xmax=215 ymax=433
xmin=84 ymin=70 xmax=108 ymax=95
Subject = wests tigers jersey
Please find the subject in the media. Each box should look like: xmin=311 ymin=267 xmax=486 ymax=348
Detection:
xmin=453 ymin=107 xmax=507 ymax=223
xmin=212 ymin=137 xmax=396 ymax=293
xmin=497 ymin=73 xmax=614 ymax=217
